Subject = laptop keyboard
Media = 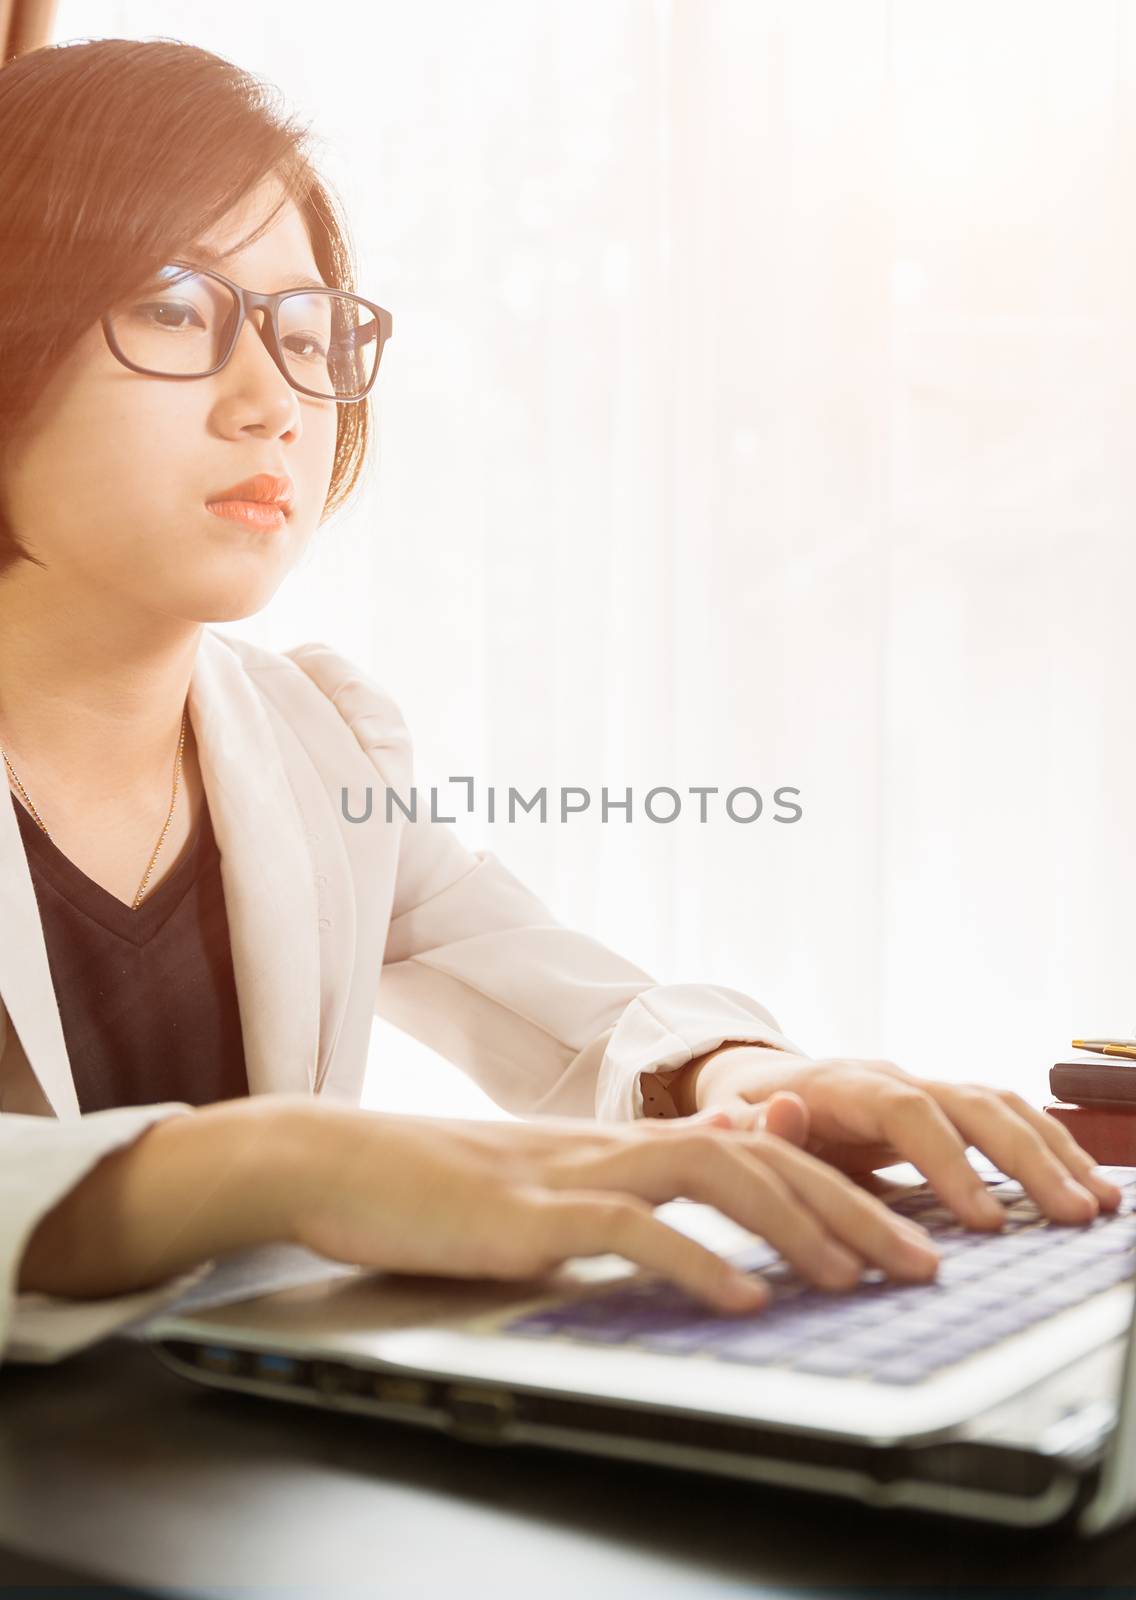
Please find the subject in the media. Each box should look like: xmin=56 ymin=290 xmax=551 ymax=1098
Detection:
xmin=501 ymin=1168 xmax=1136 ymax=1385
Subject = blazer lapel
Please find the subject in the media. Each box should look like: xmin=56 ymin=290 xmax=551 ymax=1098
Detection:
xmin=0 ymin=626 xmax=322 ymax=1117
xmin=0 ymin=783 xmax=81 ymax=1118
xmin=188 ymin=628 xmax=322 ymax=1098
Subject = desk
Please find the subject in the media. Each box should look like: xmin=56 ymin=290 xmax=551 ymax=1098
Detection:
xmin=4 ymin=1340 xmax=1136 ymax=1595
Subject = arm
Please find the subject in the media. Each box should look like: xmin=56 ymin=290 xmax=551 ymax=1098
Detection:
xmin=15 ymin=1097 xmax=302 ymax=1300
xmin=287 ymin=644 xmax=807 ymax=1122
xmin=3 ymin=1096 xmax=317 ymax=1367
xmin=2 ymin=1101 xmax=191 ymax=1364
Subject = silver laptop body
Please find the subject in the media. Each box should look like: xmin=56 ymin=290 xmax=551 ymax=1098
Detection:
xmin=139 ymin=1160 xmax=1136 ymax=1538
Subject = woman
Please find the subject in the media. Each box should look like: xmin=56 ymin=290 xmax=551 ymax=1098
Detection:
xmin=0 ymin=37 xmax=1117 ymax=1366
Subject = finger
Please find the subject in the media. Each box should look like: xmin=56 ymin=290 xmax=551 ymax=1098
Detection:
xmin=540 ymin=1192 xmax=771 ymax=1314
xmin=733 ymin=1130 xmax=942 ymax=1281
xmin=678 ymin=1138 xmax=871 ymax=1290
xmin=838 ymin=1080 xmax=1016 ymax=1230
xmin=1007 ymin=1097 xmax=1123 ymax=1207
xmin=756 ymin=1090 xmax=810 ymax=1147
xmin=549 ymin=1131 xmax=868 ymax=1291
xmin=931 ymin=1085 xmax=1113 ymax=1223
xmin=697 ymin=1094 xmax=809 ymax=1143
xmin=533 ymin=1122 xmax=938 ymax=1285
xmin=669 ymin=1130 xmax=944 ymax=1289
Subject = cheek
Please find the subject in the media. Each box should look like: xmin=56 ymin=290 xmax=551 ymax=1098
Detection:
xmin=90 ymin=397 xmax=190 ymax=478
xmin=9 ymin=388 xmax=158 ymax=537
xmin=305 ymin=409 xmax=340 ymax=503
xmin=312 ymin=409 xmax=337 ymax=483
xmin=75 ymin=398 xmax=199 ymax=536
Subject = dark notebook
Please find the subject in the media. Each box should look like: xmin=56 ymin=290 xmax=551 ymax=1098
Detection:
xmin=1050 ymin=1060 xmax=1136 ymax=1110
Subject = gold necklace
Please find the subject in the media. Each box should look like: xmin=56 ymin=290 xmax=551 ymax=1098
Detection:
xmin=2 ymin=706 xmax=188 ymax=911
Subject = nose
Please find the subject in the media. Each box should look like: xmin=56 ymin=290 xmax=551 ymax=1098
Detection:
xmin=210 ymin=307 xmax=303 ymax=442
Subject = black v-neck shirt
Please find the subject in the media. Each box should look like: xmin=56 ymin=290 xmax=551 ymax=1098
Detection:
xmin=10 ymin=786 xmax=249 ymax=1113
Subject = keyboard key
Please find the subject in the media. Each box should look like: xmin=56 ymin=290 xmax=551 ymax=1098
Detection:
xmin=943 ymin=1283 xmax=1010 ymax=1311
xmin=1031 ymin=1280 xmax=1099 ymax=1311
xmin=815 ymin=1302 xmax=896 ymax=1330
xmin=839 ymin=1331 xmax=913 ymax=1362
xmin=936 ymin=1257 xmax=996 ymax=1287
xmin=792 ymin=1347 xmax=871 ymax=1378
xmin=1083 ymin=1230 xmax=1136 ymax=1254
xmin=710 ymin=1327 xmax=803 ymax=1365
xmin=1068 ymin=1260 xmax=1136 ymax=1293
xmin=933 ymin=1325 xmax=1004 ymax=1363
xmin=634 ymin=1321 xmax=754 ymax=1355
xmin=996 ymin=1229 xmax=1052 ymax=1254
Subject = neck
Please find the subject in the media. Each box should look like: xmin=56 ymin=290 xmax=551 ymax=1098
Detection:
xmin=0 ymin=576 xmax=204 ymax=807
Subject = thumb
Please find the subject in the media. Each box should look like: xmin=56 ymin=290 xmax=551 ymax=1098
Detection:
xmin=754 ymin=1089 xmax=810 ymax=1147
xmin=687 ymin=1092 xmax=811 ymax=1146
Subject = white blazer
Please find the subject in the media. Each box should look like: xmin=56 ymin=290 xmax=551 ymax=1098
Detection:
xmin=0 ymin=626 xmax=801 ymax=1364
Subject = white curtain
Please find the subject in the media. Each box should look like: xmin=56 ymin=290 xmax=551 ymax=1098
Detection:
xmin=53 ymin=0 xmax=1136 ymax=1116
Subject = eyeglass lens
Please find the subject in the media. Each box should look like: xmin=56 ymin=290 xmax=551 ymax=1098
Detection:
xmin=106 ymin=267 xmax=380 ymax=399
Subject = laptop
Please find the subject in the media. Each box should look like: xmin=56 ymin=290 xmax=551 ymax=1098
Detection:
xmin=135 ymin=1156 xmax=1136 ymax=1538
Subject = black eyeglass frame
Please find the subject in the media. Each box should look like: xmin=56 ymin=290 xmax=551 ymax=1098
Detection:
xmin=100 ymin=260 xmax=393 ymax=404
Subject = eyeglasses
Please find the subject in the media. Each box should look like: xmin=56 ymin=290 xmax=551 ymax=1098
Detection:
xmin=101 ymin=261 xmax=393 ymax=403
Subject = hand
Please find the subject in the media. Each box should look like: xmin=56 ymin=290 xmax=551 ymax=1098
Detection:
xmin=282 ymin=1097 xmax=942 ymax=1314
xmin=686 ymin=1047 xmax=1125 ymax=1231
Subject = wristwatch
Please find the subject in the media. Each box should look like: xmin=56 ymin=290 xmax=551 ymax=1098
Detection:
xmin=640 ymin=1040 xmax=784 ymax=1119
xmin=639 ymin=1069 xmax=684 ymax=1119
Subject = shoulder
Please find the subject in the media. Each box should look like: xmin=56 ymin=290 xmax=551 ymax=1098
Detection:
xmin=207 ymin=629 xmax=413 ymax=781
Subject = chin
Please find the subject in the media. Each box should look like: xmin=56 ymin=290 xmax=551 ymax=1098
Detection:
xmin=207 ymin=585 xmax=288 ymax=622
xmin=158 ymin=575 xmax=289 ymax=625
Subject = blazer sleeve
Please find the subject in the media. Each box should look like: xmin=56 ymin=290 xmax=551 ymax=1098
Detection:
xmin=287 ymin=643 xmax=807 ymax=1121
xmin=0 ymin=1102 xmax=211 ymax=1367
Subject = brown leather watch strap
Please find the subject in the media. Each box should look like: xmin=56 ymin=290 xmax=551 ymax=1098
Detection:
xmin=639 ymin=1070 xmax=681 ymax=1118
xmin=640 ymin=1040 xmax=785 ymax=1119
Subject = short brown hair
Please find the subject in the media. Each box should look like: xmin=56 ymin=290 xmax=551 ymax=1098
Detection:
xmin=0 ymin=36 xmax=371 ymax=578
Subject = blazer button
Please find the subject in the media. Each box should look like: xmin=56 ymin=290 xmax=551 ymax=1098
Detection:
xmin=318 ymin=917 xmax=332 ymax=930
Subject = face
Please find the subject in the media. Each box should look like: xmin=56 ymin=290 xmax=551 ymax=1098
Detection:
xmin=0 ymin=176 xmax=340 ymax=623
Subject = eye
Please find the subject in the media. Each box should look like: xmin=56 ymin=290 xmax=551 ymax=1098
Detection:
xmin=282 ymin=331 xmax=330 ymax=362
xmin=128 ymin=299 xmax=208 ymax=333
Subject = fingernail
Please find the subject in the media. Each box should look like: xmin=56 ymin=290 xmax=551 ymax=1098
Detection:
xmin=728 ymin=1274 xmax=768 ymax=1307
xmin=899 ymin=1230 xmax=939 ymax=1259
xmin=975 ymin=1191 xmax=1004 ymax=1224
xmin=893 ymin=1215 xmax=932 ymax=1241
xmin=1062 ymin=1178 xmax=1098 ymax=1212
xmin=1089 ymin=1166 xmax=1124 ymax=1196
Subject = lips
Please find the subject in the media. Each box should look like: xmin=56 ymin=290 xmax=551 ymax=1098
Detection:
xmin=205 ymin=472 xmax=294 ymax=518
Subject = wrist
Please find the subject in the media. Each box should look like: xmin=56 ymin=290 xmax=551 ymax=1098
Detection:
xmin=668 ymin=1057 xmax=704 ymax=1118
xmin=200 ymin=1094 xmax=318 ymax=1253
xmin=673 ymin=1041 xmax=787 ymax=1117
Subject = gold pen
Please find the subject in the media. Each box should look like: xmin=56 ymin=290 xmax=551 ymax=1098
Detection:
xmin=1071 ymin=1039 xmax=1136 ymax=1060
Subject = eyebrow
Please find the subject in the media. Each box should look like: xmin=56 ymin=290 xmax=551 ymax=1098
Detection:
xmin=175 ymin=257 xmax=332 ymax=293
xmin=273 ymin=274 xmax=333 ymax=292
